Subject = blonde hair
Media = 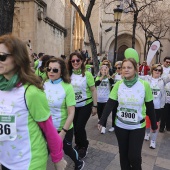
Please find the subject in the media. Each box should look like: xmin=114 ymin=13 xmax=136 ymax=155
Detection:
xmin=151 ymin=64 xmax=163 ymax=75
xmin=102 ymin=60 xmax=111 ymax=68
xmin=115 ymin=61 xmax=122 ymax=67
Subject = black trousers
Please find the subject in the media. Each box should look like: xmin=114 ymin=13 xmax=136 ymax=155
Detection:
xmin=59 ymin=128 xmax=79 ymax=164
xmin=73 ymin=102 xmax=92 ymax=148
xmin=97 ymin=102 xmax=107 ymax=127
xmin=1 ymin=165 xmax=9 ymax=170
xmin=115 ymin=126 xmax=145 ymax=170
xmin=160 ymin=103 xmax=170 ymax=130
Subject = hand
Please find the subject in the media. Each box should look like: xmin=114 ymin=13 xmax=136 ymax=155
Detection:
xmin=59 ymin=131 xmax=65 ymax=140
xmin=54 ymin=158 xmax=67 ymax=170
xmin=98 ymin=124 xmax=102 ymax=131
xmin=91 ymin=107 xmax=97 ymax=116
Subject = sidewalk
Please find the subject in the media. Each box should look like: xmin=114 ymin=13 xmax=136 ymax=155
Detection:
xmin=47 ymin=115 xmax=170 ymax=170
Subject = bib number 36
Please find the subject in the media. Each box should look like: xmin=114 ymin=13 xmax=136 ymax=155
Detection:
xmin=0 ymin=124 xmax=11 ymax=135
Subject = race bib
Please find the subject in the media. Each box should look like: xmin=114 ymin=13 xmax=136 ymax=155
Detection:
xmin=166 ymin=91 xmax=170 ymax=99
xmin=152 ymin=89 xmax=160 ymax=98
xmin=75 ymin=91 xmax=83 ymax=101
xmin=117 ymin=108 xmax=138 ymax=123
xmin=0 ymin=115 xmax=17 ymax=141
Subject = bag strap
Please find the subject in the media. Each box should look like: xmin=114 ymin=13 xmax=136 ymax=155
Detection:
xmin=24 ymin=84 xmax=31 ymax=110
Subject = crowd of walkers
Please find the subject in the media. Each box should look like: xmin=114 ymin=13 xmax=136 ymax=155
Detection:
xmin=0 ymin=34 xmax=170 ymax=170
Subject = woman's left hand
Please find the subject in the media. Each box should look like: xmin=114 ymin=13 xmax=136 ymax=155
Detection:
xmin=59 ymin=131 xmax=66 ymax=140
xmin=91 ymin=107 xmax=97 ymax=116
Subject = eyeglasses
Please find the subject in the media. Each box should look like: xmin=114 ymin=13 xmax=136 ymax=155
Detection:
xmin=117 ymin=67 xmax=121 ymax=70
xmin=71 ymin=59 xmax=81 ymax=63
xmin=153 ymin=69 xmax=162 ymax=72
xmin=46 ymin=67 xmax=59 ymax=73
xmin=166 ymin=61 xmax=170 ymax=64
xmin=0 ymin=53 xmax=12 ymax=61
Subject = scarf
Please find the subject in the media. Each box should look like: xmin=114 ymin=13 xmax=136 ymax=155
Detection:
xmin=0 ymin=74 xmax=19 ymax=91
xmin=123 ymin=74 xmax=138 ymax=88
xmin=73 ymin=69 xmax=82 ymax=75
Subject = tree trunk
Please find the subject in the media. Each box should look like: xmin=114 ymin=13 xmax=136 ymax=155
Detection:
xmin=85 ymin=19 xmax=99 ymax=75
xmin=0 ymin=0 xmax=15 ymax=36
xmin=132 ymin=12 xmax=138 ymax=49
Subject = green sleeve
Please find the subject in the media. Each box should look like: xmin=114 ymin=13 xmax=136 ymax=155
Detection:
xmin=109 ymin=81 xmax=121 ymax=100
xmin=34 ymin=60 xmax=39 ymax=70
xmin=86 ymin=71 xmax=95 ymax=87
xmin=65 ymin=84 xmax=76 ymax=107
xmin=85 ymin=65 xmax=91 ymax=69
xmin=95 ymin=76 xmax=100 ymax=81
xmin=143 ymin=80 xmax=153 ymax=102
xmin=25 ymin=85 xmax=50 ymax=122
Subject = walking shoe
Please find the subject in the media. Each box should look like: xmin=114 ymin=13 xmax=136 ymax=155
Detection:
xmin=75 ymin=160 xmax=85 ymax=170
xmin=78 ymin=147 xmax=88 ymax=159
xmin=150 ymin=140 xmax=156 ymax=149
xmin=109 ymin=127 xmax=115 ymax=132
xmin=144 ymin=133 xmax=150 ymax=141
xmin=101 ymin=127 xmax=106 ymax=134
xmin=159 ymin=128 xmax=165 ymax=133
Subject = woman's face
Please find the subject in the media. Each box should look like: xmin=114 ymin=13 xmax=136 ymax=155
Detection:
xmin=152 ymin=66 xmax=162 ymax=78
xmin=116 ymin=64 xmax=121 ymax=74
xmin=122 ymin=61 xmax=136 ymax=80
xmin=47 ymin=62 xmax=61 ymax=81
xmin=100 ymin=65 xmax=108 ymax=75
xmin=71 ymin=55 xmax=82 ymax=70
xmin=0 ymin=43 xmax=16 ymax=80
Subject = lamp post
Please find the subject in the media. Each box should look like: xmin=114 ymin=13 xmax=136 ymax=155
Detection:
xmin=159 ymin=43 xmax=163 ymax=63
xmin=113 ymin=5 xmax=123 ymax=66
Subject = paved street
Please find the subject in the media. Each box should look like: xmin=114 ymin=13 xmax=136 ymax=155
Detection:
xmin=47 ymin=115 xmax=170 ymax=170
xmin=1 ymin=115 xmax=169 ymax=170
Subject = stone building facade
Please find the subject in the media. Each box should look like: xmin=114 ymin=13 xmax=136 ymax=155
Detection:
xmin=13 ymin=0 xmax=170 ymax=64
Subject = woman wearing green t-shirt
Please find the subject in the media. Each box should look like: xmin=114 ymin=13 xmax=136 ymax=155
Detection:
xmin=0 ymin=34 xmax=66 ymax=170
xmin=68 ymin=52 xmax=97 ymax=159
xmin=98 ymin=58 xmax=157 ymax=170
xmin=44 ymin=57 xmax=84 ymax=170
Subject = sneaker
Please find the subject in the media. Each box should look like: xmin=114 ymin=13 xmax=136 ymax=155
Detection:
xmin=78 ymin=147 xmax=88 ymax=159
xmin=150 ymin=140 xmax=156 ymax=149
xmin=109 ymin=127 xmax=115 ymax=132
xmin=144 ymin=133 xmax=150 ymax=141
xmin=75 ymin=160 xmax=85 ymax=170
xmin=159 ymin=128 xmax=165 ymax=133
xmin=101 ymin=127 xmax=106 ymax=134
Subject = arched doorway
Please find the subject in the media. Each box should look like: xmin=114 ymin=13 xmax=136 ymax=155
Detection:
xmin=117 ymin=45 xmax=128 ymax=61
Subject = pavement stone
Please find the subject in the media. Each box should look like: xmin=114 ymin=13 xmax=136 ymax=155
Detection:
xmin=1 ymin=115 xmax=170 ymax=170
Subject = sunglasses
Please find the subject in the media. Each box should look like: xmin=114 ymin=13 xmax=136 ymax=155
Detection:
xmin=0 ymin=53 xmax=12 ymax=61
xmin=153 ymin=69 xmax=162 ymax=72
xmin=117 ymin=67 xmax=121 ymax=70
xmin=46 ymin=67 xmax=59 ymax=73
xmin=71 ymin=59 xmax=81 ymax=63
xmin=166 ymin=61 xmax=170 ymax=64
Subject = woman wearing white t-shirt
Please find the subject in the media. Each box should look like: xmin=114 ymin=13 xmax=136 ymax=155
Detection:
xmin=68 ymin=52 xmax=97 ymax=159
xmin=141 ymin=64 xmax=170 ymax=149
xmin=44 ymin=58 xmax=84 ymax=170
xmin=98 ymin=58 xmax=157 ymax=170
xmin=95 ymin=65 xmax=114 ymax=134
xmin=0 ymin=35 xmax=66 ymax=170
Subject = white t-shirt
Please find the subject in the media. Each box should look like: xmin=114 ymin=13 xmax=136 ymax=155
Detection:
xmin=162 ymin=66 xmax=170 ymax=77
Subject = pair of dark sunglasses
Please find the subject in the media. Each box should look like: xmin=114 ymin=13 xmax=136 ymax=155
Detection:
xmin=46 ymin=67 xmax=59 ymax=73
xmin=153 ymin=69 xmax=161 ymax=72
xmin=71 ymin=59 xmax=81 ymax=63
xmin=166 ymin=61 xmax=170 ymax=64
xmin=117 ymin=67 xmax=121 ymax=70
xmin=0 ymin=53 xmax=12 ymax=61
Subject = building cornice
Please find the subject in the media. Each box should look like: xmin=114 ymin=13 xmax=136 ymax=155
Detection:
xmin=15 ymin=0 xmax=67 ymax=37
